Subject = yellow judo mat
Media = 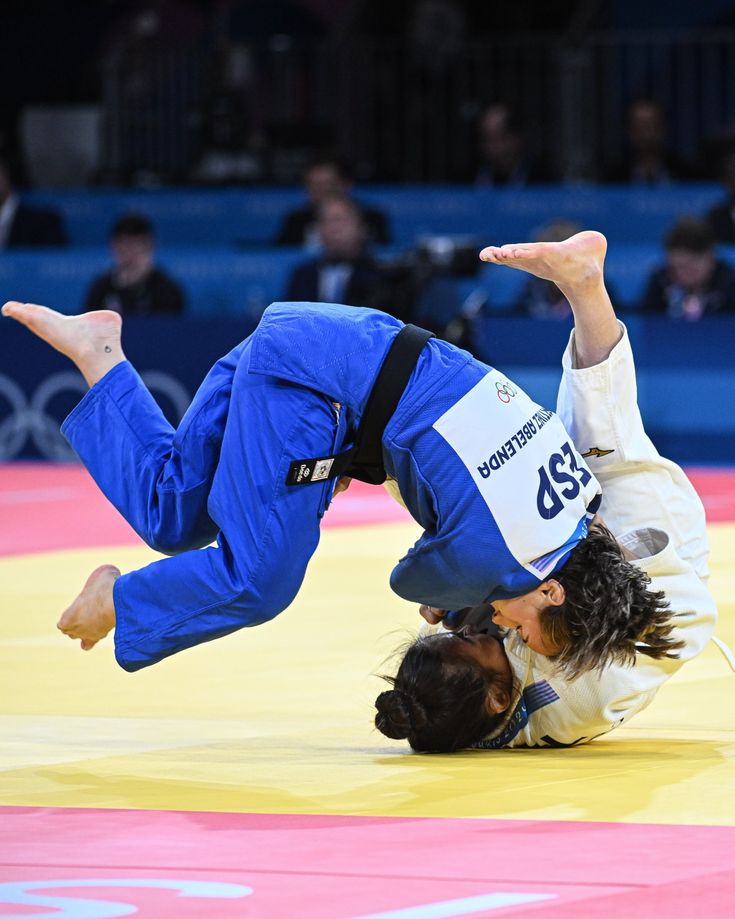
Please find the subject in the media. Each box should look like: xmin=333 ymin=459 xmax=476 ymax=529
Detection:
xmin=2 ymin=518 xmax=734 ymax=827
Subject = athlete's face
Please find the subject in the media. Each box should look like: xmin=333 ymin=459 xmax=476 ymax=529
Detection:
xmin=428 ymin=625 xmax=513 ymax=714
xmin=490 ymin=580 xmax=566 ymax=657
xmin=432 ymin=624 xmax=509 ymax=670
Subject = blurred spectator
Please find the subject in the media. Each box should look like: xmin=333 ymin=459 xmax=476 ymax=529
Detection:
xmin=408 ymin=0 xmax=467 ymax=74
xmin=99 ymin=2 xmax=205 ymax=184
xmin=705 ymin=148 xmax=735 ymax=243
xmin=513 ymin=220 xmax=581 ymax=319
xmin=474 ymin=103 xmax=549 ymax=186
xmin=191 ymin=39 xmax=264 ymax=185
xmin=285 ymin=196 xmax=387 ymax=308
xmin=221 ymin=0 xmax=328 ymax=184
xmin=84 ymin=214 xmax=185 ymax=316
xmin=0 ymin=156 xmax=66 ymax=249
xmin=402 ymin=0 xmax=471 ymax=181
xmin=641 ymin=216 xmax=735 ymax=320
xmin=275 ymin=157 xmax=390 ymax=247
xmin=606 ymin=98 xmax=692 ymax=185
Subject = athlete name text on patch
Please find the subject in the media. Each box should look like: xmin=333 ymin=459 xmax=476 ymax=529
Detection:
xmin=477 ymin=408 xmax=554 ymax=479
xmin=433 ymin=370 xmax=600 ymax=578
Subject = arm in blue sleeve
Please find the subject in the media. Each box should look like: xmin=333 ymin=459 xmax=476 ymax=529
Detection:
xmin=390 ymin=533 xmax=487 ymax=611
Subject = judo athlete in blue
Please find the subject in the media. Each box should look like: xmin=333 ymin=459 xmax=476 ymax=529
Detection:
xmin=3 ymin=232 xmax=666 ymax=693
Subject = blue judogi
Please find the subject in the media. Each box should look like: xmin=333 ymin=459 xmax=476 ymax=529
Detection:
xmin=62 ymin=302 xmax=600 ymax=671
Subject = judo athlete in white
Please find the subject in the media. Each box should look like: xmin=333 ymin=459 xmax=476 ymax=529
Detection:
xmin=375 ymin=236 xmax=717 ymax=751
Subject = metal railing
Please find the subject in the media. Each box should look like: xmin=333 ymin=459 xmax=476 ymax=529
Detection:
xmin=99 ymin=30 xmax=735 ymax=184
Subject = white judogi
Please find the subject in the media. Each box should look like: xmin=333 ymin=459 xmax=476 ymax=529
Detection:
xmin=476 ymin=324 xmax=718 ymax=748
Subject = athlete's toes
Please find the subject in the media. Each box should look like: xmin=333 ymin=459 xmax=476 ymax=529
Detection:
xmin=2 ymin=301 xmax=24 ymax=318
xmin=2 ymin=301 xmax=54 ymax=331
xmin=57 ymin=607 xmax=79 ymax=635
xmin=80 ymin=639 xmax=98 ymax=651
xmin=499 ymin=244 xmax=529 ymax=259
xmin=57 ymin=620 xmax=75 ymax=637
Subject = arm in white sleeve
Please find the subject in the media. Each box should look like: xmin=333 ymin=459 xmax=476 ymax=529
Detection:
xmin=556 ymin=322 xmax=710 ymax=581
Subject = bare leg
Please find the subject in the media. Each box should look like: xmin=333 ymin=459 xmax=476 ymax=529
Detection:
xmin=2 ymin=301 xmax=125 ymax=388
xmin=480 ymin=231 xmax=622 ymax=367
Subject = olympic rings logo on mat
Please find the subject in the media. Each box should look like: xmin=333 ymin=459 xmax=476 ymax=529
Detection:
xmin=495 ymin=380 xmax=518 ymax=404
xmin=0 ymin=371 xmax=190 ymax=461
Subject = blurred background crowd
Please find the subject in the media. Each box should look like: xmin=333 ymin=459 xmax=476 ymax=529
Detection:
xmin=2 ymin=0 xmax=735 ymax=462
xmin=4 ymin=0 xmax=735 ymax=328
xmin=8 ymin=0 xmax=735 ymax=186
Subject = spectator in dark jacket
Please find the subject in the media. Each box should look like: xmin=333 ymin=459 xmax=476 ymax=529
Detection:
xmin=285 ymin=196 xmax=388 ymax=309
xmin=0 ymin=155 xmax=66 ymax=248
xmin=473 ymin=103 xmax=550 ymax=186
xmin=275 ymin=157 xmax=390 ymax=247
xmin=706 ymin=148 xmax=735 ymax=243
xmin=606 ymin=99 xmax=693 ymax=185
xmin=84 ymin=214 xmax=185 ymax=317
xmin=642 ymin=216 xmax=735 ymax=320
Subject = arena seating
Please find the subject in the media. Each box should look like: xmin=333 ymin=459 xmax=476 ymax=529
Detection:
xmin=23 ymin=184 xmax=724 ymax=247
xmin=3 ymin=242 xmax=735 ymax=319
xmin=0 ymin=247 xmax=306 ymax=319
xmin=6 ymin=184 xmax=727 ymax=319
xmin=3 ymin=185 xmax=733 ymax=462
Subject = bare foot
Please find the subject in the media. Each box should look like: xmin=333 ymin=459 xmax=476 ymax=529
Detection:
xmin=57 ymin=564 xmax=120 ymax=651
xmin=479 ymin=231 xmax=607 ymax=297
xmin=2 ymin=301 xmax=124 ymax=388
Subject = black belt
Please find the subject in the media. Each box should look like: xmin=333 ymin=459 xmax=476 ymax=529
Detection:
xmin=286 ymin=324 xmax=435 ymax=487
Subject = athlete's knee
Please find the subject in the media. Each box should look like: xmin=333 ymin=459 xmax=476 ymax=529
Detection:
xmin=145 ymin=533 xmax=204 ymax=556
xmin=229 ymin=565 xmax=304 ymax=626
xmin=143 ymin=515 xmax=218 ymax=556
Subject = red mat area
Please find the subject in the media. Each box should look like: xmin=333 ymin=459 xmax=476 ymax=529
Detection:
xmin=689 ymin=468 xmax=735 ymax=522
xmin=1 ymin=808 xmax=735 ymax=918
xmin=0 ymin=464 xmax=408 ymax=558
xmin=0 ymin=464 xmax=732 ymax=558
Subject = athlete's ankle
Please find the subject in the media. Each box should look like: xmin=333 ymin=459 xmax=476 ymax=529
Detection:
xmin=77 ymin=349 xmax=126 ymax=389
xmin=558 ymin=267 xmax=606 ymax=306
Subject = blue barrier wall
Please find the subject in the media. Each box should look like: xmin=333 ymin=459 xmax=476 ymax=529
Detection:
xmin=1 ymin=315 xmax=732 ymax=464
xmin=4 ymin=184 xmax=731 ymax=317
xmin=0 ymin=248 xmax=306 ymax=319
xmin=2 ymin=244 xmax=735 ymax=317
xmin=23 ymin=185 xmax=724 ymax=247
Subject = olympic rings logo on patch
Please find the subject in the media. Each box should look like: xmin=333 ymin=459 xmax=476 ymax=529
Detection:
xmin=0 ymin=371 xmax=191 ymax=461
xmin=495 ymin=380 xmax=518 ymax=404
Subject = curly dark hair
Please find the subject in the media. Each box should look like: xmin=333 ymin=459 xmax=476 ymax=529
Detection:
xmin=540 ymin=522 xmax=683 ymax=678
xmin=374 ymin=635 xmax=509 ymax=753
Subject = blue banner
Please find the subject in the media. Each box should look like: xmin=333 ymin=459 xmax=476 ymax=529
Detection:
xmin=1 ymin=315 xmax=733 ymax=463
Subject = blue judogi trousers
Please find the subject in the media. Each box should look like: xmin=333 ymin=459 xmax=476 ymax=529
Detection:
xmin=62 ymin=337 xmax=345 ymax=672
xmin=61 ymin=299 xmax=599 ymax=672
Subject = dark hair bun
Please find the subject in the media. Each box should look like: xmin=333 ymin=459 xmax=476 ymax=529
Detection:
xmin=374 ymin=689 xmax=427 ymax=740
